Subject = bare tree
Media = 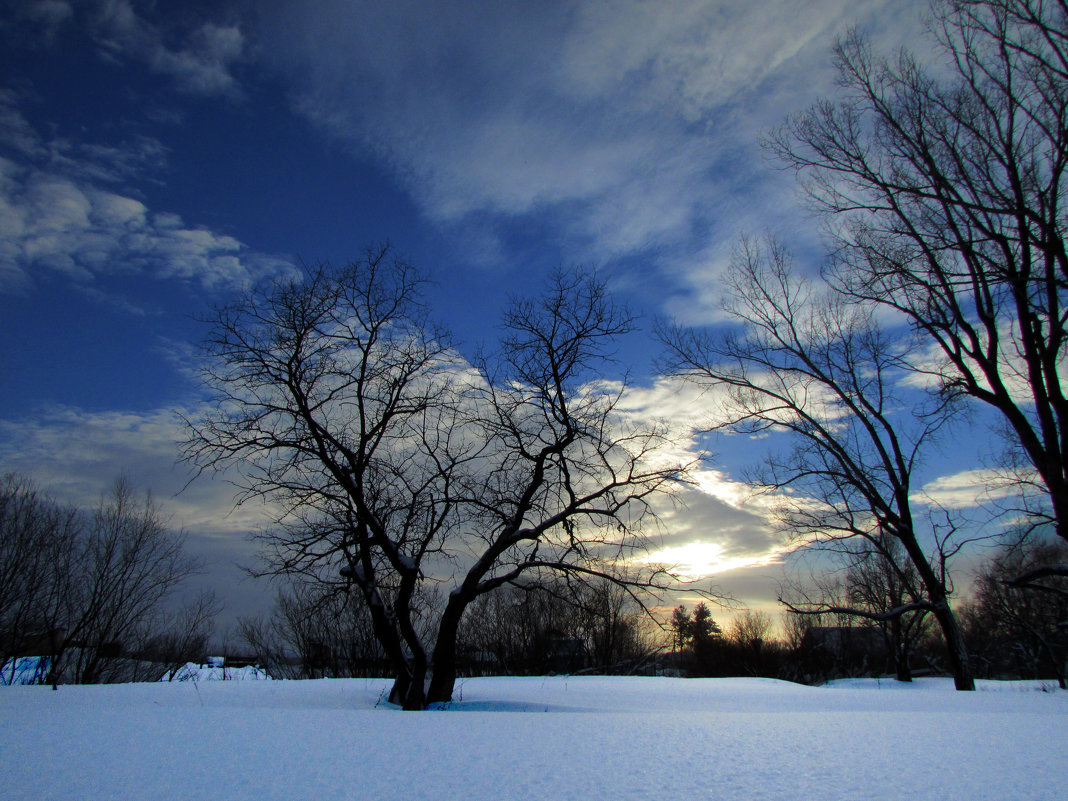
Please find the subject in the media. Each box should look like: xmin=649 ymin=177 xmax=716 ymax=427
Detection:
xmin=1 ymin=475 xmax=204 ymax=685
xmin=575 ymin=576 xmax=661 ymax=672
xmin=769 ymin=0 xmax=1068 ymax=579
xmin=660 ymin=239 xmax=976 ymax=689
xmin=426 ymin=273 xmax=685 ymax=702
xmin=727 ymin=609 xmax=773 ymax=650
xmin=458 ymin=575 xmax=659 ymax=675
xmin=844 ymin=536 xmax=932 ymax=681
xmin=723 ymin=609 xmax=777 ymax=677
xmin=185 ymin=248 xmax=685 ymax=708
xmin=784 ymin=536 xmax=933 ymax=681
xmin=237 ymin=579 xmax=389 ymax=680
xmin=58 ymin=478 xmax=204 ymax=684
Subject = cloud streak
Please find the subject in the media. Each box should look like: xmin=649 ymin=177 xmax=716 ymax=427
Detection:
xmin=916 ymin=467 xmax=1041 ymax=511
xmin=0 ymin=404 xmax=274 ymax=537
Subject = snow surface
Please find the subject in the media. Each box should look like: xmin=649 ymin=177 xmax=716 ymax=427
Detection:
xmin=1 ymin=676 xmax=1064 ymax=800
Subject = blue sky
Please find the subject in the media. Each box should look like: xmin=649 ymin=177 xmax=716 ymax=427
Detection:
xmin=2 ymin=0 xmax=994 ymax=626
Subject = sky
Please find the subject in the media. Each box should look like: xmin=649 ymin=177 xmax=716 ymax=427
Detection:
xmin=0 ymin=0 xmax=1000 ymax=630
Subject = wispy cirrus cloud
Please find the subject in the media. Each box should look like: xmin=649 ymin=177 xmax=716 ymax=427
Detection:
xmin=255 ymin=0 xmax=927 ymax=275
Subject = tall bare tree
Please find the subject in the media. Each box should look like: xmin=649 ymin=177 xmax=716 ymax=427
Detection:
xmin=660 ymin=239 xmax=975 ymax=689
xmin=844 ymin=536 xmax=932 ymax=681
xmin=770 ymin=0 xmax=1068 ymax=579
xmin=59 ymin=478 xmax=203 ymax=684
xmin=185 ymin=247 xmax=684 ymax=708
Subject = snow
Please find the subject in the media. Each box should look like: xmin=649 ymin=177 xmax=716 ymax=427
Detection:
xmin=0 ymin=656 xmax=50 ymax=685
xmin=0 ymin=676 xmax=1064 ymax=800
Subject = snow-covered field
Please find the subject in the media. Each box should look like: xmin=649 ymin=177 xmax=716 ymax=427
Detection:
xmin=1 ymin=676 xmax=1064 ymax=800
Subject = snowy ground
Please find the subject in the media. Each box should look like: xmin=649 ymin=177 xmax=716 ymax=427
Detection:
xmin=1 ymin=676 xmax=1064 ymax=801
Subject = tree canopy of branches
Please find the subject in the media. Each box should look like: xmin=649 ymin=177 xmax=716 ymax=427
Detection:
xmin=784 ymin=535 xmax=932 ymax=681
xmin=185 ymin=246 xmax=685 ymax=709
xmin=660 ymin=240 xmax=975 ymax=689
xmin=962 ymin=534 xmax=1068 ymax=686
xmin=458 ymin=576 xmax=659 ymax=675
xmin=770 ymin=0 xmax=1068 ymax=575
xmin=1 ymin=474 xmax=205 ymax=685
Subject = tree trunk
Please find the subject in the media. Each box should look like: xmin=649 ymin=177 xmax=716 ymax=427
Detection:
xmin=894 ymin=644 xmax=913 ymax=683
xmin=388 ymin=665 xmax=427 ymax=710
xmin=358 ymin=585 xmax=429 ymax=710
xmin=890 ymin=619 xmax=912 ymax=682
xmin=426 ymin=598 xmax=464 ymax=705
xmin=932 ymin=603 xmax=974 ymax=691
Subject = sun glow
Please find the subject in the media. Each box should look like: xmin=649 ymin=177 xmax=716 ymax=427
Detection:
xmin=645 ymin=541 xmax=786 ymax=578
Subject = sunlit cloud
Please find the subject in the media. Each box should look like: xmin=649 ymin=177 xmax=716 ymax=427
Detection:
xmin=607 ymin=372 xmax=806 ymax=580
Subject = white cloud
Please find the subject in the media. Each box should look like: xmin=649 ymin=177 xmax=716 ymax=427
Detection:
xmin=90 ymin=0 xmax=245 ymax=97
xmin=645 ymin=538 xmax=788 ymax=578
xmin=609 ymin=374 xmax=803 ymax=579
xmin=6 ymin=2 xmax=245 ymax=97
xmin=5 ymin=1 xmax=74 ymax=42
xmin=0 ymin=403 xmax=276 ymax=623
xmin=0 ymin=159 xmax=290 ymax=292
xmin=0 ymin=98 xmax=295 ymax=295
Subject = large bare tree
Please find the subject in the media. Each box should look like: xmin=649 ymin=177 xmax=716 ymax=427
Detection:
xmin=660 ymin=239 xmax=975 ymax=689
xmin=770 ymin=0 xmax=1068 ymax=578
xmin=185 ymin=247 xmax=684 ymax=708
